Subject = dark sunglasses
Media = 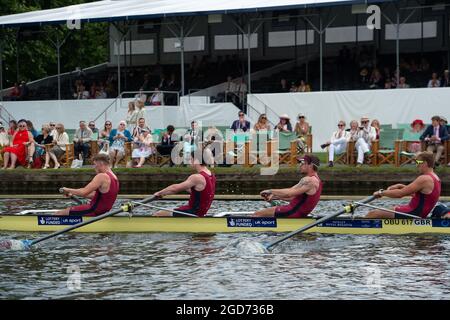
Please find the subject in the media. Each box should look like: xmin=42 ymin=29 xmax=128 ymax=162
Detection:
xmin=105 ymin=123 xmax=112 ymax=126
xmin=361 ymin=121 xmax=369 ymax=124
xmin=338 ymin=124 xmax=345 ymax=127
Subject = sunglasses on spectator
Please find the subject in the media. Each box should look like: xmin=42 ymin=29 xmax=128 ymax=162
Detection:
xmin=338 ymin=124 xmax=345 ymax=127
xmin=261 ymin=116 xmax=267 ymax=119
xmin=105 ymin=123 xmax=112 ymax=126
xmin=18 ymin=125 xmax=27 ymax=128
xmin=361 ymin=121 xmax=369 ymax=124
xmin=119 ymin=123 xmax=126 ymax=126
xmin=50 ymin=124 xmax=56 ymax=127
xmin=56 ymin=127 xmax=62 ymax=129
xmin=89 ymin=124 xmax=95 ymax=127
xmin=239 ymin=114 xmax=244 ymax=117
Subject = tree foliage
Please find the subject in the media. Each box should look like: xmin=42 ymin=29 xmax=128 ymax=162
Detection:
xmin=0 ymin=0 xmax=108 ymax=87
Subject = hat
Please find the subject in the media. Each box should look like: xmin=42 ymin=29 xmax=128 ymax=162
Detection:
xmin=440 ymin=116 xmax=448 ymax=123
xmin=411 ymin=119 xmax=424 ymax=129
xmin=297 ymin=154 xmax=320 ymax=168
xmin=361 ymin=116 xmax=369 ymax=121
xmin=141 ymin=128 xmax=149 ymax=133
xmin=298 ymin=113 xmax=305 ymax=119
xmin=279 ymin=114 xmax=290 ymax=120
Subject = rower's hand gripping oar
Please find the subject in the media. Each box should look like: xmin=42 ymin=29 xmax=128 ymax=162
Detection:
xmin=0 ymin=195 xmax=157 ymax=251
xmin=59 ymin=188 xmax=84 ymax=205
xmin=261 ymin=195 xmax=377 ymax=252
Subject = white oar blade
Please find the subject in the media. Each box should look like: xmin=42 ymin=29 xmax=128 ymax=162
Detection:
xmin=0 ymin=240 xmax=32 ymax=251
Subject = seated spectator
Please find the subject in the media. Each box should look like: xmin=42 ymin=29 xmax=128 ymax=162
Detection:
xmin=33 ymin=125 xmax=53 ymax=168
xmin=0 ymin=124 xmax=9 ymax=164
xmin=234 ymin=78 xmax=247 ymax=107
xmin=275 ymin=114 xmax=292 ymax=132
xmin=289 ymin=82 xmax=297 ymax=92
xmin=440 ymin=117 xmax=449 ymax=133
xmin=19 ymin=81 xmax=29 ymax=100
xmin=98 ymin=121 xmax=113 ymax=151
xmin=297 ymin=80 xmax=311 ymax=92
xmin=407 ymin=119 xmax=425 ymax=154
xmin=44 ymin=123 xmax=69 ymax=169
xmin=218 ymin=76 xmax=236 ymax=102
xmin=231 ymin=111 xmax=250 ymax=132
xmin=135 ymin=88 xmax=147 ymax=103
xmin=253 ymin=114 xmax=271 ymax=132
xmin=26 ymin=120 xmax=38 ymax=139
xmin=148 ymin=88 xmax=164 ymax=106
xmin=73 ymin=120 xmax=93 ymax=162
xmin=203 ymin=126 xmax=223 ymax=167
xmin=132 ymin=117 xmax=151 ymax=139
xmin=25 ymin=120 xmax=38 ymax=166
xmin=384 ymin=79 xmax=393 ymax=89
xmin=359 ymin=68 xmax=369 ymax=88
xmin=156 ymin=125 xmax=177 ymax=166
xmin=89 ymin=82 xmax=98 ymax=99
xmin=131 ymin=128 xmax=154 ymax=168
xmin=49 ymin=122 xmax=57 ymax=137
xmin=355 ymin=116 xmax=377 ymax=167
xmin=294 ymin=114 xmax=310 ymax=137
xmin=420 ymin=115 xmax=449 ymax=166
xmin=2 ymin=120 xmax=34 ymax=170
xmin=397 ymin=76 xmax=410 ymax=89
xmin=371 ymin=119 xmax=381 ymax=140
xmin=88 ymin=121 xmax=99 ymax=135
xmin=95 ymin=84 xmax=107 ymax=99
xmin=442 ymin=70 xmax=450 ymax=87
xmin=279 ymin=79 xmax=289 ymax=93
xmin=109 ymin=121 xmax=132 ymax=168
xmin=183 ymin=121 xmax=202 ymax=161
xmin=347 ymin=120 xmax=360 ymax=142
xmin=75 ymin=84 xmax=89 ymax=99
xmin=321 ymin=120 xmax=351 ymax=167
xmin=427 ymin=73 xmax=441 ymax=88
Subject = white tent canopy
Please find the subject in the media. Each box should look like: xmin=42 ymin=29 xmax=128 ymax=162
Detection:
xmin=0 ymin=0 xmax=390 ymax=27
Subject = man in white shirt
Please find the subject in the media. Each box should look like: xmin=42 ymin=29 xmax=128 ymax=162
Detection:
xmin=427 ymin=73 xmax=441 ymax=88
xmin=134 ymin=88 xmax=147 ymax=103
xmin=355 ymin=116 xmax=377 ymax=167
xmin=321 ymin=120 xmax=351 ymax=167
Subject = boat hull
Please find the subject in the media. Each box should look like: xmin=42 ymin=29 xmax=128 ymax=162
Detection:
xmin=1 ymin=215 xmax=450 ymax=234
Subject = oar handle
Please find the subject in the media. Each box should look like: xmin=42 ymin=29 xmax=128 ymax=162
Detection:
xmin=264 ymin=195 xmax=377 ymax=251
xmin=59 ymin=188 xmax=83 ymax=205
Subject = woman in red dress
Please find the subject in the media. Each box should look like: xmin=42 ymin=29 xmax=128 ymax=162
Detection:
xmin=2 ymin=120 xmax=34 ymax=169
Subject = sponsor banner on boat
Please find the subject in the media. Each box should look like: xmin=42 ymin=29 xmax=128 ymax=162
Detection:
xmin=318 ymin=219 xmax=382 ymax=228
xmin=37 ymin=216 xmax=83 ymax=226
xmin=227 ymin=217 xmax=277 ymax=228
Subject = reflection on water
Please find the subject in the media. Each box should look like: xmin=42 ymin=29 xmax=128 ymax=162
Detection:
xmin=1 ymin=199 xmax=450 ymax=299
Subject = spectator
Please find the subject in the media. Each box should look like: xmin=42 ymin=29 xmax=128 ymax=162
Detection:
xmin=25 ymin=120 xmax=38 ymax=166
xmin=384 ymin=79 xmax=393 ymax=89
xmin=347 ymin=120 xmax=360 ymax=142
xmin=231 ymin=111 xmax=250 ymax=132
xmin=126 ymin=101 xmax=138 ymax=132
xmin=1 ymin=120 xmax=34 ymax=169
xmin=219 ymin=76 xmax=236 ymax=102
xmin=44 ymin=123 xmax=69 ymax=169
xmin=98 ymin=121 xmax=112 ymax=151
xmin=253 ymin=114 xmax=271 ymax=132
xmin=6 ymin=83 xmax=20 ymax=101
xmin=321 ymin=120 xmax=351 ymax=167
xmin=427 ymin=73 xmax=440 ymax=88
xmin=7 ymin=120 xmax=17 ymax=137
xmin=109 ymin=120 xmax=132 ymax=168
xmin=157 ymin=74 xmax=167 ymax=90
xmin=297 ymin=80 xmax=311 ymax=92
xmin=359 ymin=68 xmax=369 ymax=88
xmin=34 ymin=125 xmax=53 ymax=167
xmin=183 ymin=120 xmax=202 ymax=155
xmin=275 ymin=114 xmax=292 ymax=132
xmin=73 ymin=120 xmax=93 ymax=162
xmin=49 ymin=122 xmax=57 ymax=137
xmin=134 ymin=88 xmax=147 ymax=103
xmin=234 ymin=78 xmax=247 ymax=107
xmin=397 ymin=76 xmax=410 ymax=89
xmin=289 ymin=81 xmax=297 ymax=92
xmin=279 ymin=79 xmax=289 ymax=93
xmin=19 ymin=81 xmax=29 ymax=100
xmin=371 ymin=119 xmax=381 ymax=140
xmin=156 ymin=125 xmax=177 ymax=166
xmin=26 ymin=120 xmax=38 ymax=139
xmin=132 ymin=117 xmax=151 ymax=139
xmin=0 ymin=123 xmax=8 ymax=147
xmin=95 ymin=84 xmax=107 ymax=99
xmin=89 ymin=82 xmax=98 ymax=99
xmin=441 ymin=70 xmax=450 ymax=87
xmin=420 ymin=116 xmax=449 ymax=166
xmin=131 ymin=128 xmax=154 ymax=168
xmin=408 ymin=119 xmax=425 ymax=154
xmin=294 ymin=114 xmax=310 ymax=137
xmin=355 ymin=116 xmax=377 ymax=167
xmin=369 ymin=69 xmax=383 ymax=89
xmin=165 ymin=73 xmax=179 ymax=105
xmin=88 ymin=121 xmax=99 ymax=135
xmin=75 ymin=84 xmax=89 ymax=99
xmin=148 ymin=87 xmax=164 ymax=106
xmin=203 ymin=126 xmax=223 ymax=167
xmin=439 ymin=116 xmax=449 ymax=133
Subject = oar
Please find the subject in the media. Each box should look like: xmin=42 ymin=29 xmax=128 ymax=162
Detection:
xmin=262 ymin=195 xmax=377 ymax=252
xmin=353 ymin=201 xmax=420 ymax=219
xmin=0 ymin=195 xmax=156 ymax=251
xmin=59 ymin=188 xmax=84 ymax=205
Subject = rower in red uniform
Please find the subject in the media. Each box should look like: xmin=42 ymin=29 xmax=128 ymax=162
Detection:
xmin=153 ymin=152 xmax=216 ymax=217
xmin=253 ymin=154 xmax=322 ymax=218
xmin=55 ymin=154 xmax=119 ymax=216
xmin=366 ymin=151 xmax=441 ymax=219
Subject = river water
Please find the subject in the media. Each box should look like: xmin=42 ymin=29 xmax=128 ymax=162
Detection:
xmin=0 ymin=198 xmax=450 ymax=300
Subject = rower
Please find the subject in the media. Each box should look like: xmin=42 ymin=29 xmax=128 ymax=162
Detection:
xmin=153 ymin=151 xmax=216 ymax=217
xmin=55 ymin=154 xmax=119 ymax=216
xmin=253 ymin=154 xmax=322 ymax=218
xmin=366 ymin=151 xmax=441 ymax=219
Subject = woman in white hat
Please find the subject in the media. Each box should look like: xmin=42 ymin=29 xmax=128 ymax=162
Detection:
xmin=294 ymin=113 xmax=310 ymax=137
xmin=275 ymin=114 xmax=292 ymax=133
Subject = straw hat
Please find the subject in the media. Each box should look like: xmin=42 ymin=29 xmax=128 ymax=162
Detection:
xmin=279 ymin=114 xmax=290 ymax=120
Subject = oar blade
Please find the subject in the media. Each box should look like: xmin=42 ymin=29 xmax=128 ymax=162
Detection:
xmin=0 ymin=239 xmax=32 ymax=251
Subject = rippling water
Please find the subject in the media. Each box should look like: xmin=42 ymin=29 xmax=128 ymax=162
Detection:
xmin=1 ymin=198 xmax=450 ymax=300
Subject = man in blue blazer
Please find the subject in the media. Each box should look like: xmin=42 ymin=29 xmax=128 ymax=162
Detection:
xmin=420 ymin=115 xmax=449 ymax=166
xmin=230 ymin=111 xmax=250 ymax=132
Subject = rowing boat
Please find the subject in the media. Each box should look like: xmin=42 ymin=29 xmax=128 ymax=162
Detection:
xmin=1 ymin=214 xmax=450 ymax=234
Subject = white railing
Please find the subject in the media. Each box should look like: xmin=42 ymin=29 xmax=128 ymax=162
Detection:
xmin=0 ymin=102 xmax=15 ymax=124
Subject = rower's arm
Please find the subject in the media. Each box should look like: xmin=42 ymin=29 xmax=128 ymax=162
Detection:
xmin=63 ymin=174 xmax=105 ymax=198
xmin=271 ymin=181 xmax=314 ymax=201
xmin=381 ymin=176 xmax=429 ymax=198
xmin=155 ymin=175 xmax=202 ymax=197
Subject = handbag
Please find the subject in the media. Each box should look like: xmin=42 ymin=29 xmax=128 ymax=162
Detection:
xmin=99 ymin=142 xmax=109 ymax=155
xmin=71 ymin=158 xmax=84 ymax=169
